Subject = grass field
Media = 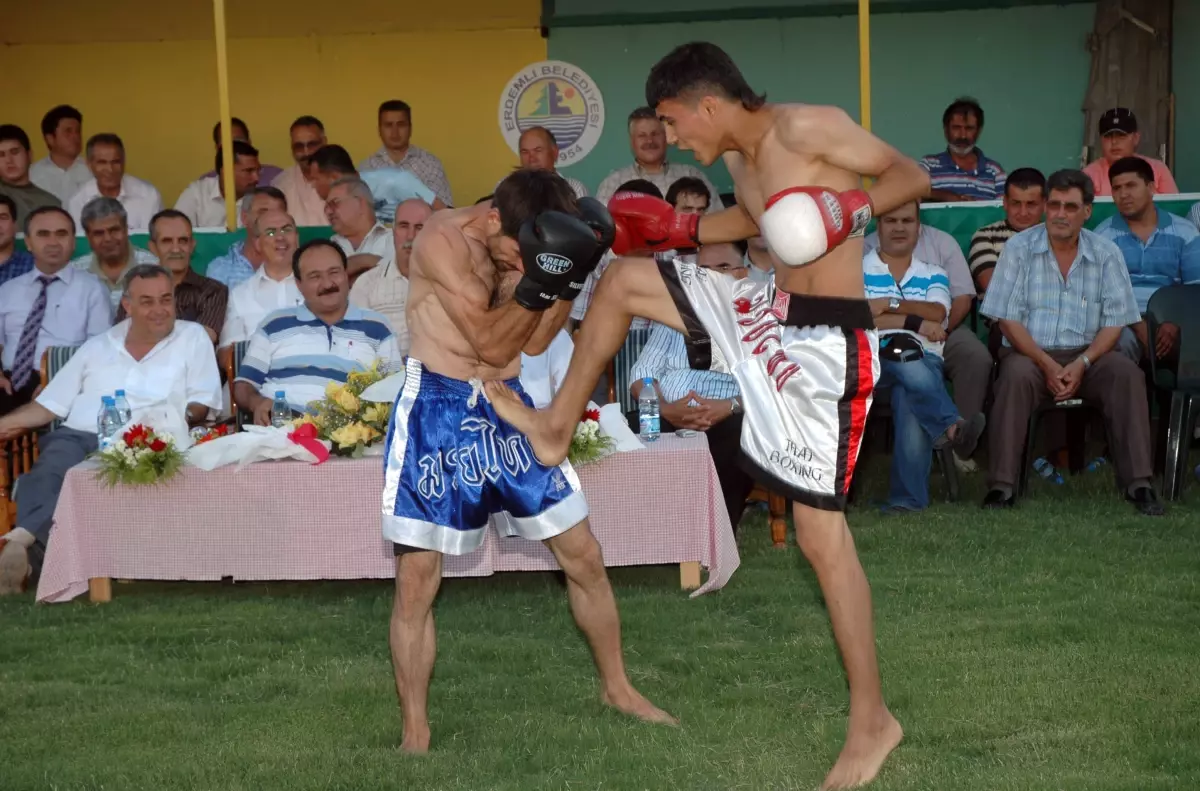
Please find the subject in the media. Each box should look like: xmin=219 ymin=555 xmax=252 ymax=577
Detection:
xmin=2 ymin=469 xmax=1199 ymax=791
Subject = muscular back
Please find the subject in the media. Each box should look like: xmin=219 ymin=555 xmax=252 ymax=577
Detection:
xmin=407 ymin=206 xmax=523 ymax=381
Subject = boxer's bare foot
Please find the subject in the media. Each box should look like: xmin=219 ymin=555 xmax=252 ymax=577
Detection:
xmin=820 ymin=708 xmax=903 ymax=790
xmin=485 ymin=380 xmax=573 ymax=465
xmin=601 ymin=683 xmax=679 ymax=726
xmin=399 ymin=726 xmax=431 ymax=754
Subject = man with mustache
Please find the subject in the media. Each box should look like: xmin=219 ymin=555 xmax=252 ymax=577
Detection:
xmin=234 ymin=238 xmax=400 ymax=424
xmin=115 ymin=210 xmax=227 ymax=344
xmin=594 ymin=107 xmax=723 ymax=210
xmin=348 ymin=198 xmax=432 ymax=354
xmin=920 ymin=97 xmax=1006 ymax=202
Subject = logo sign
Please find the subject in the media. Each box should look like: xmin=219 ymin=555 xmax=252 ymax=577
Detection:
xmin=536 ymin=253 xmax=573 ymax=274
xmin=499 ymin=60 xmax=605 ymax=165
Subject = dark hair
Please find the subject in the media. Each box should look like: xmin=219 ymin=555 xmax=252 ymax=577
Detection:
xmin=1107 ymin=156 xmax=1155 ymax=185
xmin=942 ymin=97 xmax=984 ymax=129
xmin=1046 ymin=169 xmax=1095 ymax=206
xmin=212 ymin=117 xmax=250 ymax=146
xmin=215 ymin=140 xmax=259 ymax=173
xmin=292 ymin=237 xmax=348 ymax=280
xmin=492 ymin=169 xmax=579 ymax=238
xmin=310 ymin=144 xmax=356 ymax=176
xmin=243 ymin=185 xmax=287 ymax=211
xmin=290 ymin=115 xmax=324 ymax=133
xmin=519 ymin=126 xmax=557 ymax=148
xmin=0 ymin=194 xmax=15 ymax=221
xmin=628 ymin=106 xmax=658 ymax=125
xmin=148 ymin=209 xmax=193 ymax=240
xmin=646 ymin=42 xmax=766 ymax=111
xmin=41 ymin=105 xmax=82 ymax=138
xmin=665 ymin=176 xmax=710 ymax=208
xmin=1003 ymin=167 xmax=1046 ymax=198
xmin=0 ymin=124 xmax=31 ymax=151
xmin=86 ymin=133 xmax=124 ymax=158
xmin=378 ymin=100 xmax=412 ymax=120
xmin=23 ymin=205 xmax=75 ymax=237
xmin=475 ymin=194 xmax=494 ymax=205
xmin=614 ymin=179 xmax=664 ymax=199
xmin=121 ymin=263 xmax=173 ymax=298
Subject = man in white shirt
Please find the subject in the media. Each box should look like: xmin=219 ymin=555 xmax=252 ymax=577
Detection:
xmin=520 ymin=328 xmax=574 ymax=409
xmin=234 ymin=239 xmax=401 ymax=421
xmin=70 ymin=197 xmax=159 ymax=309
xmin=0 ymin=206 xmax=110 ymax=414
xmin=594 ymin=106 xmax=724 ymax=210
xmin=271 ymin=116 xmax=328 ymax=227
xmin=0 ymin=263 xmax=221 ymax=595
xmin=219 ymin=208 xmax=303 ymax=347
xmin=174 ymin=140 xmax=261 ymax=229
xmin=66 ymin=134 xmax=163 ymax=232
xmin=30 ymin=105 xmax=91 ymax=203
xmin=327 ymin=177 xmax=394 ymax=280
xmin=349 ymin=198 xmax=432 ymax=354
xmin=513 ymin=126 xmax=588 ymax=198
xmin=358 ymin=99 xmax=453 ymax=206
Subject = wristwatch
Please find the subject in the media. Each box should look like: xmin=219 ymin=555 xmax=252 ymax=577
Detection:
xmin=730 ymin=396 xmax=743 ymax=415
xmin=887 ymin=297 xmax=901 ymax=312
xmin=1078 ymin=353 xmax=1092 ymax=371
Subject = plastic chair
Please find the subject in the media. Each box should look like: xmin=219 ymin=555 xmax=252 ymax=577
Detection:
xmin=1146 ymin=284 xmax=1200 ymax=500
xmin=1017 ymin=398 xmax=1097 ymax=498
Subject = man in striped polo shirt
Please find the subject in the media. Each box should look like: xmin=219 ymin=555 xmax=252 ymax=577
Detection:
xmin=234 ymin=238 xmax=403 ymax=424
xmin=920 ymin=97 xmax=1006 ymax=202
xmin=967 ymin=168 xmax=1047 ymax=294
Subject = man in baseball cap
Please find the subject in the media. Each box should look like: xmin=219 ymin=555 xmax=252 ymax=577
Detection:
xmin=1082 ymin=107 xmax=1178 ymax=196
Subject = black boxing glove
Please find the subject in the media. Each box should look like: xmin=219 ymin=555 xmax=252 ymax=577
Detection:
xmin=560 ymin=197 xmax=616 ymax=301
xmin=514 ymin=211 xmax=602 ymax=311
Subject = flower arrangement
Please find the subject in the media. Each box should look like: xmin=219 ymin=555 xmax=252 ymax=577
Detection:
xmin=567 ymin=408 xmax=615 ymax=467
xmin=294 ymin=360 xmax=392 ymax=457
xmin=94 ymin=424 xmax=186 ymax=487
xmin=190 ymin=424 xmax=231 ymax=445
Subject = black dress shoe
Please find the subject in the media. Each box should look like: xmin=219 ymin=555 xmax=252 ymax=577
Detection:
xmin=1126 ymin=486 xmax=1165 ymax=517
xmin=981 ymin=489 xmax=1014 ymax=509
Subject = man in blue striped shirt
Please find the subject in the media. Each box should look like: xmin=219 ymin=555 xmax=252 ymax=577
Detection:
xmin=234 ymin=239 xmax=402 ymax=423
xmin=629 ymin=242 xmax=752 ymax=527
xmin=980 ymin=169 xmax=1161 ymax=515
xmin=1093 ymin=156 xmax=1200 ymax=362
xmin=920 ymin=98 xmax=1006 ymax=202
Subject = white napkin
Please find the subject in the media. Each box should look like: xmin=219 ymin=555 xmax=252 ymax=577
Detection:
xmin=186 ymin=425 xmax=328 ymax=471
xmin=360 ymin=371 xmax=406 ymax=404
xmin=120 ymin=400 xmax=194 ymax=450
xmin=598 ymin=402 xmax=643 ymax=452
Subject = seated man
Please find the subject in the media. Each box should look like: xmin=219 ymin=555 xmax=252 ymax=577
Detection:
xmin=919 ymin=98 xmax=1005 ymax=202
xmin=271 ymin=116 xmax=328 ymax=227
xmin=630 ymin=242 xmax=756 ymax=529
xmin=1082 ymin=109 xmax=1178 ymax=197
xmin=326 ymin=177 xmax=394 ymax=279
xmin=664 ymin=176 xmax=711 ymax=216
xmin=219 ymin=209 xmax=303 ymax=348
xmin=66 ymin=134 xmax=163 ymax=232
xmin=115 ymin=210 xmax=227 ymax=343
xmin=174 ymin=141 xmax=261 ymax=228
xmin=968 ymin=167 xmax=1046 ymax=295
xmin=309 ymin=144 xmax=444 ymax=225
xmin=0 ymin=207 xmax=110 ymax=415
xmin=980 ymin=169 xmax=1161 ymax=515
xmin=70 ymin=197 xmax=160 ymax=309
xmin=349 ymin=198 xmax=433 ymax=354
xmin=203 ymin=118 xmax=282 ymax=185
xmin=864 ymin=202 xmax=985 ymax=513
xmin=0 ymin=263 xmax=222 ymax=594
xmin=205 ymin=186 xmax=288 ymax=289
xmin=0 ymin=195 xmax=35 ymax=285
xmin=1093 ymin=156 xmax=1200 ymax=362
xmin=0 ymin=124 xmax=60 ymax=223
xmin=233 ymin=239 xmax=402 ymax=424
xmin=520 ymin=328 xmax=575 ymax=409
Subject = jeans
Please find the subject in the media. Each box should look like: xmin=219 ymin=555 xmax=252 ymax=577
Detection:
xmin=878 ymin=354 xmax=960 ymax=510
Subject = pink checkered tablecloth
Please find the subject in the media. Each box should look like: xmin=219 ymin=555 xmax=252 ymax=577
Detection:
xmin=37 ymin=434 xmax=739 ymax=603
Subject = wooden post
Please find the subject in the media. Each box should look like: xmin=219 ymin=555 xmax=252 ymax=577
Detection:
xmin=212 ymin=0 xmax=237 ymax=231
xmin=858 ymin=0 xmax=871 ymax=133
xmin=679 ymin=561 xmax=701 ymax=590
xmin=88 ymin=577 xmax=112 ymax=603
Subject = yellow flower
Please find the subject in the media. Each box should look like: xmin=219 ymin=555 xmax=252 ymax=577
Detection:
xmin=325 ymin=381 xmax=344 ymax=399
xmin=330 ymin=424 xmax=360 ymax=448
xmin=292 ymin=414 xmax=317 ymax=428
xmin=332 ymin=388 xmax=360 ymax=413
xmin=362 ymin=403 xmax=390 ymax=425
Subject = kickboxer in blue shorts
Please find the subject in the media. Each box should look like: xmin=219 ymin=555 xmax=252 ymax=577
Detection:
xmin=382 ymin=170 xmax=674 ymax=753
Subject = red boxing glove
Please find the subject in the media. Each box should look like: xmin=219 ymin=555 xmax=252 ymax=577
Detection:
xmin=759 ymin=187 xmax=873 ymax=267
xmin=607 ymin=192 xmax=700 ymax=255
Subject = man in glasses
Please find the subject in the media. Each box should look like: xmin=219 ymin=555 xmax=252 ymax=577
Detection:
xmin=269 ymin=116 xmax=329 ymax=227
xmin=218 ymin=208 xmax=302 ymax=348
xmin=980 ymin=169 xmax=1162 ymax=516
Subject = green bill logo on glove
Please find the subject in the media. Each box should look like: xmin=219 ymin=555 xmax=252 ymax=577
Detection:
xmin=536 ymin=253 xmax=573 ymax=275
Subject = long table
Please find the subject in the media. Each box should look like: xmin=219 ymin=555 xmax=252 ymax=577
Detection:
xmin=36 ymin=434 xmax=739 ymax=603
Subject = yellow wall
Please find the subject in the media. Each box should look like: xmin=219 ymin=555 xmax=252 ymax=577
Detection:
xmin=0 ymin=1 xmax=546 ymax=209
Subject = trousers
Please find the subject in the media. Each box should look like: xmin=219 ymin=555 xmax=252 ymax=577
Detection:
xmin=15 ymin=427 xmax=98 ymax=575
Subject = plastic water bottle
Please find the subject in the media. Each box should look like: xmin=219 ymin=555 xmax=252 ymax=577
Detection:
xmin=270 ymin=391 xmax=291 ymax=428
xmin=97 ymin=396 xmax=122 ymax=450
xmin=113 ymin=389 xmax=132 ymax=425
xmin=1032 ymin=457 xmax=1064 ymax=486
xmin=637 ymin=377 xmax=660 ymax=442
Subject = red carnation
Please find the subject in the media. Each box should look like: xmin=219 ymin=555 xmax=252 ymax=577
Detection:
xmin=583 ymin=408 xmax=600 ymax=422
xmin=149 ymin=439 xmax=167 ymax=453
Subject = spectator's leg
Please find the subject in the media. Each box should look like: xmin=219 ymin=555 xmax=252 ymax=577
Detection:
xmin=885 ymin=381 xmax=932 ymax=511
xmin=942 ymin=326 xmax=992 ymax=418
xmin=986 ymin=353 xmax=1046 ymax=493
xmin=877 ymin=356 xmax=960 ymax=442
xmin=703 ymin=413 xmax=755 ymax=531
xmin=12 ymin=427 xmax=98 ymax=579
xmin=1076 ymin=352 xmax=1154 ymax=493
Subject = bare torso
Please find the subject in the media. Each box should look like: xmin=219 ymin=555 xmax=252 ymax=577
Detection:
xmin=725 ymin=104 xmax=868 ymax=299
xmin=407 ymin=206 xmax=522 ymax=381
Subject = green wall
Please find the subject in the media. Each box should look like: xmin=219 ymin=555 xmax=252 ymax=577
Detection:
xmin=549 ymin=3 xmax=1097 ymax=194
xmin=1172 ymin=1 xmax=1200 ymax=191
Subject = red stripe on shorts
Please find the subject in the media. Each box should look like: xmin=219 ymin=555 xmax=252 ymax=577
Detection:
xmin=843 ymin=329 xmax=874 ymax=493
